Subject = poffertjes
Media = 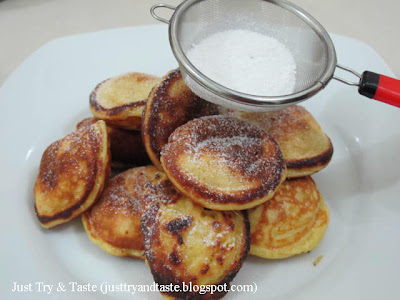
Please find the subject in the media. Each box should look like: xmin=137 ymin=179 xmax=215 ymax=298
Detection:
xmin=223 ymin=105 xmax=333 ymax=178
xmin=161 ymin=115 xmax=286 ymax=210
xmin=248 ymin=176 xmax=329 ymax=259
xmin=82 ymin=166 xmax=163 ymax=258
xmin=141 ymin=173 xmax=250 ymax=299
xmin=142 ymin=69 xmax=219 ymax=170
xmin=77 ymin=117 xmax=150 ymax=169
xmin=90 ymin=72 xmax=161 ymax=130
xmin=34 ymin=120 xmax=110 ymax=228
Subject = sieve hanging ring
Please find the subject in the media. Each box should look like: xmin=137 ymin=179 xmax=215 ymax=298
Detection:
xmin=150 ymin=4 xmax=176 ymax=24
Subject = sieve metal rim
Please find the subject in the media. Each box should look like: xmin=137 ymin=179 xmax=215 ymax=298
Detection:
xmin=167 ymin=0 xmax=337 ymax=107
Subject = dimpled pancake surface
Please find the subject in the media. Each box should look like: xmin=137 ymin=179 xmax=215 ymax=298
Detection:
xmin=142 ymin=69 xmax=219 ymax=170
xmin=160 ymin=115 xmax=286 ymax=211
xmin=34 ymin=120 xmax=110 ymax=228
xmin=224 ymin=105 xmax=333 ymax=178
xmin=90 ymin=72 xmax=161 ymax=130
xmin=248 ymin=176 xmax=329 ymax=259
xmin=77 ymin=118 xmax=150 ymax=169
xmin=142 ymin=178 xmax=250 ymax=300
xmin=82 ymin=166 xmax=163 ymax=258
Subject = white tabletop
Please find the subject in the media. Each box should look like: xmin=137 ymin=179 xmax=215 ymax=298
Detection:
xmin=1 ymin=0 xmax=399 ymax=86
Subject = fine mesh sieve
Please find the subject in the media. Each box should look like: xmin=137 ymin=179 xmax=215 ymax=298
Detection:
xmin=151 ymin=0 xmax=400 ymax=111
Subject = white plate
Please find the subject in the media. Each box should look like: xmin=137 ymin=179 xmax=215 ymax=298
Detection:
xmin=1 ymin=25 xmax=400 ymax=300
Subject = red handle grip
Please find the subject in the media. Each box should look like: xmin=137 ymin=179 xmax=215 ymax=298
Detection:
xmin=359 ymin=71 xmax=400 ymax=108
xmin=374 ymin=75 xmax=400 ymax=107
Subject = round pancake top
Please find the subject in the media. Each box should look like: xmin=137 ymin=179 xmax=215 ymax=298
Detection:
xmin=84 ymin=166 xmax=163 ymax=250
xmin=142 ymin=69 xmax=219 ymax=170
xmin=34 ymin=121 xmax=108 ymax=222
xmin=161 ymin=115 xmax=286 ymax=206
xmin=90 ymin=72 xmax=160 ymax=113
xmin=225 ymin=105 xmax=333 ymax=166
xmin=142 ymin=189 xmax=249 ymax=299
xmin=249 ymin=176 xmax=322 ymax=249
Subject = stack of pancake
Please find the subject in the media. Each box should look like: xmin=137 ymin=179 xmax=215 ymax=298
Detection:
xmin=34 ymin=69 xmax=332 ymax=299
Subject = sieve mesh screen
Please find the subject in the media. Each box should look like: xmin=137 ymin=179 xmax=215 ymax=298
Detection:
xmin=164 ymin=0 xmax=335 ymax=111
xmin=177 ymin=0 xmax=328 ymax=94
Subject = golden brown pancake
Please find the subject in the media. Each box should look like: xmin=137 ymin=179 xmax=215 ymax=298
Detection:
xmin=161 ymin=115 xmax=287 ymax=211
xmin=248 ymin=176 xmax=329 ymax=259
xmin=223 ymin=105 xmax=333 ymax=178
xmin=142 ymin=177 xmax=250 ymax=299
xmin=34 ymin=120 xmax=110 ymax=228
xmin=141 ymin=69 xmax=219 ymax=170
xmin=82 ymin=166 xmax=163 ymax=258
xmin=90 ymin=72 xmax=161 ymax=130
xmin=77 ymin=118 xmax=150 ymax=169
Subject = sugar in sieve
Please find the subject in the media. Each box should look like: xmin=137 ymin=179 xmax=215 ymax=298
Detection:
xmin=151 ymin=0 xmax=400 ymax=112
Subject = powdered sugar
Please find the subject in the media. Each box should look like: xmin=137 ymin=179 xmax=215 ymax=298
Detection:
xmin=190 ymin=135 xmax=264 ymax=177
xmin=187 ymin=29 xmax=296 ymax=96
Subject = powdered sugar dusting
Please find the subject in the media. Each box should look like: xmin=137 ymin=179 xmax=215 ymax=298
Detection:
xmin=190 ymin=135 xmax=265 ymax=178
xmin=102 ymin=180 xmax=141 ymax=216
xmin=38 ymin=121 xmax=105 ymax=197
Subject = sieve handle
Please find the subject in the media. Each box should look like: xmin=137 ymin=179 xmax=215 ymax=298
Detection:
xmin=150 ymin=4 xmax=176 ymax=24
xmin=358 ymin=71 xmax=400 ymax=108
xmin=334 ymin=65 xmax=400 ymax=108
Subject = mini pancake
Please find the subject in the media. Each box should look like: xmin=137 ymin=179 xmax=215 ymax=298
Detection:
xmin=142 ymin=180 xmax=250 ymax=299
xmin=160 ymin=115 xmax=286 ymax=211
xmin=223 ymin=105 xmax=333 ymax=178
xmin=142 ymin=69 xmax=219 ymax=170
xmin=90 ymin=72 xmax=161 ymax=130
xmin=248 ymin=176 xmax=329 ymax=259
xmin=77 ymin=118 xmax=150 ymax=169
xmin=34 ymin=120 xmax=110 ymax=228
xmin=82 ymin=166 xmax=164 ymax=258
